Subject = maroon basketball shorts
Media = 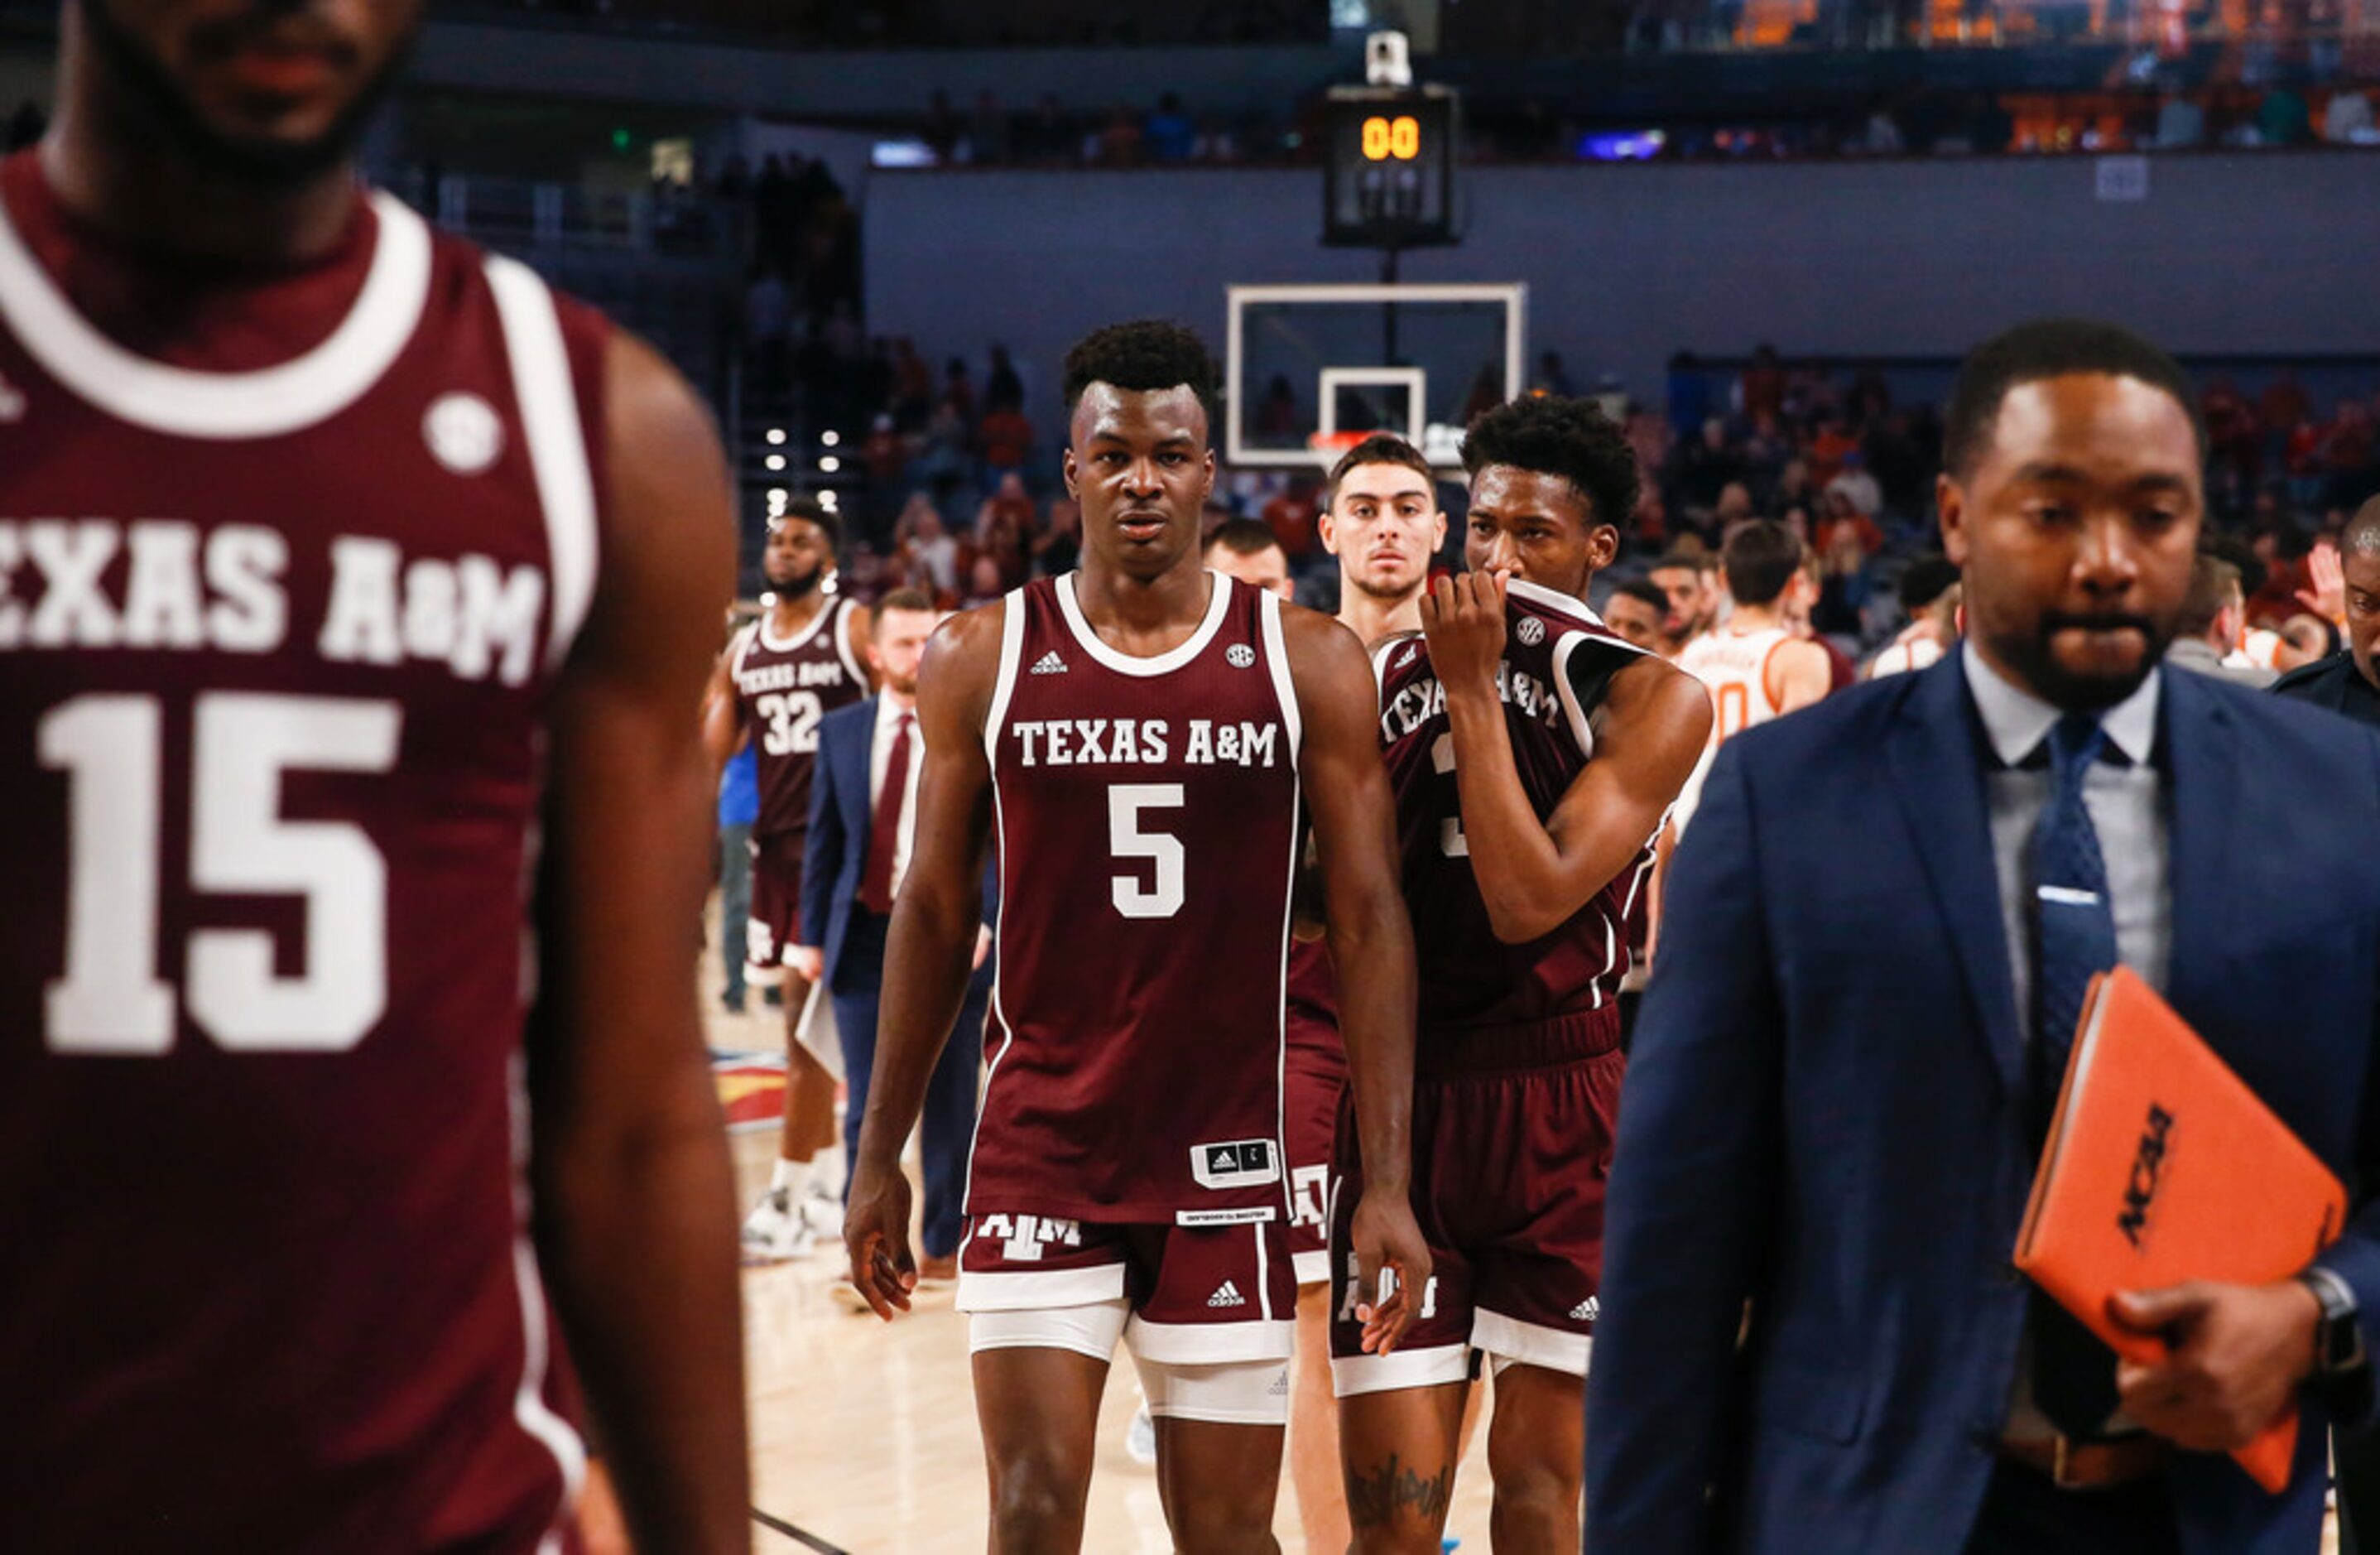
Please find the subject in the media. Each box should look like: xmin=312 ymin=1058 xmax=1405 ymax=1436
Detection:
xmin=1283 ymin=1019 xmax=1347 ymax=1288
xmin=743 ymin=831 xmax=806 ymax=972
xmin=957 ymin=1211 xmax=1298 ymax=1423
xmin=1327 ymin=1007 xmax=1623 ymax=1397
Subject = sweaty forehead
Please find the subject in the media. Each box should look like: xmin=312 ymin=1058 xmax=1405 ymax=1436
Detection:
xmin=1975 ymin=374 xmax=2200 ymax=486
xmin=1071 ymin=383 xmax=1209 ymax=449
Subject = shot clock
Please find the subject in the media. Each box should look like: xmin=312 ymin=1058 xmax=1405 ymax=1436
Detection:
xmin=1322 ymin=84 xmax=1461 ymax=249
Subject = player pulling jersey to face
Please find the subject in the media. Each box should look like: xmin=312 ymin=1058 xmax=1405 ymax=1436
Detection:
xmin=1330 ymin=397 xmax=1712 ymax=1554
xmin=841 ymin=321 xmax=1427 ymax=1555
xmin=0 ymin=2 xmax=746 ymax=1548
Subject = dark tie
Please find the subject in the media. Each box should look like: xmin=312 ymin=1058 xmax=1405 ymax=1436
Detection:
xmin=2027 ymin=709 xmax=2125 ymax=1437
xmin=858 ymin=712 xmax=912 ymax=917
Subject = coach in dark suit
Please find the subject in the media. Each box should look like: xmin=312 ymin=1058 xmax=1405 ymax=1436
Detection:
xmin=1587 ymin=320 xmax=2380 ymax=1555
xmin=796 ymin=589 xmax=992 ymax=1282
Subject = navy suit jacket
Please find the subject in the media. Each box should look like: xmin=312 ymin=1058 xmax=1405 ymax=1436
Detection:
xmin=1586 ymin=652 xmax=2380 ymax=1555
xmin=801 ymin=696 xmax=995 ymax=998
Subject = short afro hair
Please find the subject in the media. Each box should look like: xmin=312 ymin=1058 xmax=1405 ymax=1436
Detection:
xmin=1063 ymin=319 xmax=1220 ymax=429
xmin=1942 ymin=318 xmax=2205 ymax=479
xmin=770 ymin=493 xmax=840 ymax=551
xmin=1460 ymin=394 xmax=1640 ymax=533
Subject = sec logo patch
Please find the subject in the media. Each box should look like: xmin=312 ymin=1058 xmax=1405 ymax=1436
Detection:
xmin=1516 ymin=616 xmax=1546 ymax=647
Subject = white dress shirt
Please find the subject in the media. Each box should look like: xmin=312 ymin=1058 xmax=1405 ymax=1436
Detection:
xmin=870 ymin=695 xmax=924 ymax=900
xmin=1964 ymin=644 xmax=2171 ymax=1439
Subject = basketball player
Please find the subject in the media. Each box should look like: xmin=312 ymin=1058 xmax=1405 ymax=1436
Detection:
xmin=700 ymin=499 xmax=872 ymax=1260
xmin=0 ymin=2 xmax=746 ymax=1550
xmin=1599 ymin=579 xmax=1674 ymax=657
xmin=1334 ymin=395 xmax=1710 ymax=1554
xmin=843 ymin=320 xmax=1431 ymax=1553
xmin=1673 ymin=520 xmax=1833 ymax=835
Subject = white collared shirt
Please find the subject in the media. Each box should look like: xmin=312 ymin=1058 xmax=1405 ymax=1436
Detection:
xmin=1963 ymin=643 xmax=2171 ymax=1033
xmin=869 ymin=695 xmax=924 ymax=899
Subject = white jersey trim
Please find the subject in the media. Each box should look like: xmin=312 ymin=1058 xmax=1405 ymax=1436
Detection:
xmin=503 ymin=1057 xmax=588 ymax=1548
xmin=484 ymin=256 xmax=599 ymax=672
xmin=756 ymin=594 xmax=838 ymax=654
xmin=1257 ymin=590 xmax=1302 ymax=765
xmin=1551 ymin=630 xmax=1599 ymax=761
xmin=0 ymin=190 xmax=433 ymax=440
xmin=963 ymin=590 xmax=1027 ymax=1219
xmin=830 ymin=596 xmax=870 ymax=686
xmin=1054 ymin=568 xmax=1233 ymax=677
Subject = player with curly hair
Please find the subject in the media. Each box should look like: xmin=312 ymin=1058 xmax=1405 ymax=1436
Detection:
xmin=843 ymin=320 xmax=1430 ymax=1552
xmin=1331 ymin=394 xmax=1712 ymax=1553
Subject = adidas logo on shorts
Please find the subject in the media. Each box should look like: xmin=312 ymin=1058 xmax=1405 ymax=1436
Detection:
xmin=1207 ymin=1281 xmax=1247 ymax=1309
xmin=1029 ymin=651 xmax=1068 ymax=676
xmin=1570 ymin=1296 xmax=1600 ymax=1322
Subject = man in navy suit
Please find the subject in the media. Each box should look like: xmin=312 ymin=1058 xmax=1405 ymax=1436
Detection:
xmin=1587 ymin=320 xmax=2380 ymax=1554
xmin=794 ymin=588 xmax=992 ymax=1285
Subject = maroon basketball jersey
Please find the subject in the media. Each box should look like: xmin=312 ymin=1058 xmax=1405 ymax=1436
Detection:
xmin=728 ymin=594 xmax=867 ymax=840
xmin=969 ymin=572 xmax=1301 ymax=1225
xmin=1376 ymin=576 xmax=1659 ymax=1037
xmin=0 ymin=153 xmax=599 ymax=1551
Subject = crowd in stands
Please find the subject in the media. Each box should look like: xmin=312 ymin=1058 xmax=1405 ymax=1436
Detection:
xmin=802 ymin=335 xmax=2380 ymax=680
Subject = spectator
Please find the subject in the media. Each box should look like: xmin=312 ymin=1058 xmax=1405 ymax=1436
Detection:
xmin=1033 ymin=496 xmax=1082 ymax=575
xmin=1093 ymin=105 xmax=1146 ymax=165
xmin=1666 ymin=351 xmax=1712 ymax=440
xmin=1535 ymin=349 xmax=1579 ymax=397
xmin=2258 ymin=84 xmax=2313 ymax=147
xmin=964 ymin=90 xmax=1011 ymax=165
xmin=743 ymin=266 xmax=791 ymax=392
xmin=894 ymin=496 xmax=959 ymax=600
xmin=1145 ymin=92 xmax=1197 ymax=162
xmin=1256 ymin=375 xmax=1301 ymax=441
xmin=939 ymin=357 xmax=977 ymax=425
xmin=2325 ymin=88 xmax=2376 ymax=144
xmin=1739 ymin=343 xmax=1786 ymax=423
xmin=974 ymin=473 xmax=1036 ymax=587
xmin=1262 ymin=479 xmax=1322 ymax=565
xmin=2153 ymin=91 xmax=2207 ymax=148
xmin=958 ymin=553 xmax=1006 ymax=609
xmin=1673 ymin=418 xmax=1743 ymax=517
xmin=978 ymin=397 xmax=1034 ymax=474
xmin=1767 ymin=457 xmax=1820 ymax=522
xmin=985 ymin=344 xmax=1026 ymax=411
xmin=1866 ymin=555 xmax=1962 ymax=678
xmin=2166 ymin=554 xmax=2277 ymax=688
xmin=1825 ymin=448 xmax=1883 ymax=518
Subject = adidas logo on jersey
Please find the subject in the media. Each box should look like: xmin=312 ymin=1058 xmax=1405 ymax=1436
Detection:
xmin=1207 ymin=1281 xmax=1248 ymax=1309
xmin=1030 ymin=651 xmax=1068 ymax=675
xmin=1570 ymin=1296 xmax=1600 ymax=1322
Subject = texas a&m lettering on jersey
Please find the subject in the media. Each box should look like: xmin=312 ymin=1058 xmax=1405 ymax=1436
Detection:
xmin=1375 ymin=576 xmax=1660 ymax=1034
xmin=967 ymin=571 xmax=1302 ymax=1225
xmin=0 ymin=152 xmax=599 ymax=1553
xmin=729 ymin=594 xmax=868 ymax=841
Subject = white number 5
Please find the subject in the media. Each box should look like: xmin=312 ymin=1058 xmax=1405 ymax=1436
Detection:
xmin=1107 ymin=782 xmax=1185 ymax=920
xmin=41 ymin=692 xmax=401 ymax=1055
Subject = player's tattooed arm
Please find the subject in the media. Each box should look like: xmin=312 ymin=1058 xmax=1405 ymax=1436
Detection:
xmin=528 ymin=330 xmax=749 ymax=1554
xmin=844 ymin=605 xmax=1002 ymax=1320
xmin=1283 ymin=606 xmax=1431 ymax=1354
xmin=1424 ymin=573 xmax=1711 ymax=945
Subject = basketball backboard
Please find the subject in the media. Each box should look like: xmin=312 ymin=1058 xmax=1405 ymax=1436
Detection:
xmin=1224 ymin=282 xmax=1527 ymax=476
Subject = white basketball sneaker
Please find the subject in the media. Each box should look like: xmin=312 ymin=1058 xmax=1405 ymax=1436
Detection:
xmin=740 ymin=1186 xmax=818 ymax=1263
